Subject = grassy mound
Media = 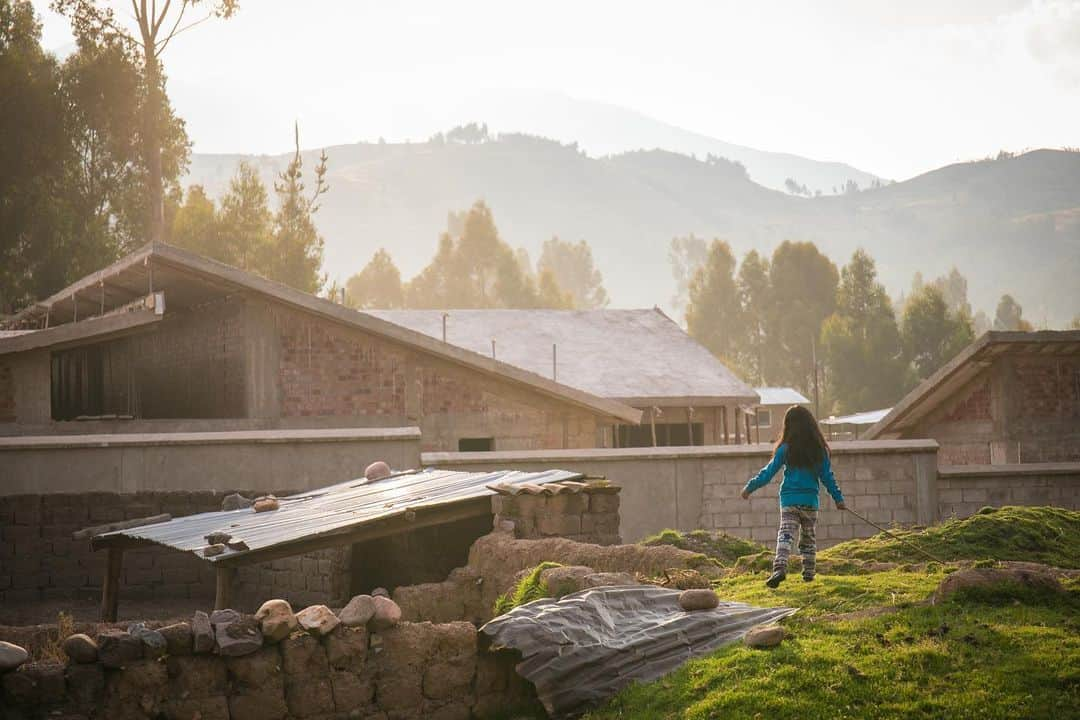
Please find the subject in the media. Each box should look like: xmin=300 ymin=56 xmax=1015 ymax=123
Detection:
xmin=641 ymin=529 xmax=766 ymax=565
xmin=583 ymin=564 xmax=1080 ymax=720
xmin=823 ymin=506 xmax=1080 ymax=568
xmin=492 ymin=562 xmax=562 ymax=616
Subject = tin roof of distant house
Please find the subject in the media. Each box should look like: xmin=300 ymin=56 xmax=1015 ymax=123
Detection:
xmin=367 ymin=309 xmax=757 ymax=406
xmin=753 ymin=387 xmax=810 ymax=406
xmin=0 ymin=243 xmax=641 ymax=424
xmin=864 ymin=330 xmax=1080 ymax=439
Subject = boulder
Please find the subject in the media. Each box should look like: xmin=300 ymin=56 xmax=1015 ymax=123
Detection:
xmin=541 ymin=565 xmax=594 ymax=597
xmin=339 ymin=594 xmax=376 ymax=628
xmin=158 ymin=622 xmax=193 ymax=656
xmin=192 ymin=611 xmax=215 ymax=653
xmin=297 ymin=605 xmax=340 ymax=636
xmin=205 ymin=530 xmax=232 ymax=545
xmin=372 ymin=586 xmax=390 ymax=598
xmin=0 ymin=641 xmax=28 ymax=672
xmin=255 ymin=599 xmax=297 ymax=643
xmin=203 ymin=543 xmax=226 ymax=557
xmin=253 ymin=495 xmax=280 ymax=513
xmin=221 ymin=493 xmax=253 ymax=511
xmin=364 ymin=460 xmax=392 ymax=481
xmin=368 ymin=595 xmax=402 ymax=632
xmin=96 ymin=629 xmax=143 ymax=669
xmin=744 ymin=624 xmax=785 ymax=648
xmin=62 ymin=633 xmax=99 ymax=664
xmin=935 ymin=566 xmax=1063 ymax=601
xmin=679 ymin=588 xmax=720 ymax=611
xmin=129 ymin=622 xmax=168 ymax=659
xmin=215 ymin=614 xmax=263 ymax=657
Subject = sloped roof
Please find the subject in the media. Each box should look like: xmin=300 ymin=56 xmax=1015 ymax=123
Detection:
xmin=366 ymin=309 xmax=757 ymax=405
xmin=0 ymin=243 xmax=641 ymax=424
xmin=754 ymin=387 xmax=809 ymax=406
xmin=864 ymin=330 xmax=1080 ymax=439
xmin=93 ymin=467 xmax=585 ymax=566
xmin=821 ymin=408 xmax=891 ymax=426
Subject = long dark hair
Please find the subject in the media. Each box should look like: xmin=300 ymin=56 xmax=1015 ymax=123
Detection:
xmin=776 ymin=405 xmax=829 ymax=469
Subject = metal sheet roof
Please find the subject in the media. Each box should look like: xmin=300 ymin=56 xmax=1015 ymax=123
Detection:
xmin=821 ymin=408 xmax=892 ymax=426
xmin=754 ymin=387 xmax=810 ymax=406
xmin=96 ymin=467 xmax=584 ymax=564
xmin=367 ymin=309 xmax=757 ymax=404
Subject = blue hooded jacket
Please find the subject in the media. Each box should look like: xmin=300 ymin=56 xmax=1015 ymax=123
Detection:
xmin=743 ymin=443 xmax=844 ymax=509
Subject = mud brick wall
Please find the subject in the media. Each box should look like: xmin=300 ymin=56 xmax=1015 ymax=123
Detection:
xmin=273 ymin=307 xmax=601 ymax=452
xmin=0 ymin=360 xmax=14 ymax=423
xmin=0 ymin=621 xmax=536 ymax=720
xmin=937 ymin=464 xmax=1080 ymax=519
xmin=0 ymin=491 xmax=342 ymax=612
xmin=491 ymin=484 xmax=621 ymax=546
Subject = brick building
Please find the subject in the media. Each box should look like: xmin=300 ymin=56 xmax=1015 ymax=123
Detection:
xmin=0 ymin=244 xmax=754 ymax=454
xmin=864 ymin=331 xmax=1080 ymax=464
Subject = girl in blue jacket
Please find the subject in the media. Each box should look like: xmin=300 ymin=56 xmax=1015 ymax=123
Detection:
xmin=741 ymin=405 xmax=845 ymax=588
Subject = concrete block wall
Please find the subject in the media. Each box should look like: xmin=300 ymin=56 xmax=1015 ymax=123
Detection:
xmin=0 ymin=426 xmax=422 ymax=494
xmin=236 ymin=547 xmax=351 ymax=611
xmin=0 ymin=360 xmax=14 ymax=423
xmin=937 ymin=463 xmax=1080 ymax=518
xmin=0 ymin=620 xmax=535 ymax=720
xmin=423 ymin=440 xmax=940 ymax=546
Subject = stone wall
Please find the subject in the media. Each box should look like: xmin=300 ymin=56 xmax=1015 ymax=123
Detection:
xmin=937 ymin=462 xmax=1080 ymax=518
xmin=0 ymin=619 xmax=535 ymax=720
xmin=0 ymin=359 xmax=14 ymax=423
xmin=0 ymin=427 xmax=422 ymax=494
xmin=423 ymin=440 xmax=940 ymax=546
xmin=0 ymin=492 xmax=345 ymax=613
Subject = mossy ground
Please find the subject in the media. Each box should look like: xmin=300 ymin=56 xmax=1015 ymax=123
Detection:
xmin=822 ymin=506 xmax=1080 ymax=568
xmin=641 ymin=529 xmax=766 ymax=566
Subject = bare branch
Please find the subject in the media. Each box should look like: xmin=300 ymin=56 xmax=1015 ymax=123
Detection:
xmin=155 ymin=9 xmax=212 ymax=56
xmin=151 ymin=0 xmax=174 ymax=37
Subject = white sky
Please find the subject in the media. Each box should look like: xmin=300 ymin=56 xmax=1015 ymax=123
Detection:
xmin=32 ymin=0 xmax=1080 ymax=180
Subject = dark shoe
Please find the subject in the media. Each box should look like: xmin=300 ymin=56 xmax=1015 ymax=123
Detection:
xmin=766 ymin=570 xmax=786 ymax=588
xmin=802 ymin=574 xmax=815 ymax=582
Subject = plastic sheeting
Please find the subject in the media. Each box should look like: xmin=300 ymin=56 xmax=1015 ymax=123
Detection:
xmin=480 ymin=584 xmax=797 ymax=718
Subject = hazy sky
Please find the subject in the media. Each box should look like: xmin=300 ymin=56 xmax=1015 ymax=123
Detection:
xmin=32 ymin=0 xmax=1080 ymax=180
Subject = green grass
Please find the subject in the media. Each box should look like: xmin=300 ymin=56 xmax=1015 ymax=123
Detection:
xmin=584 ymin=569 xmax=1080 ymax=720
xmin=492 ymin=561 xmax=563 ymax=616
xmin=823 ymin=506 xmax=1080 ymax=568
xmin=641 ymin=528 xmax=767 ymax=565
xmin=579 ymin=507 xmax=1080 ymax=720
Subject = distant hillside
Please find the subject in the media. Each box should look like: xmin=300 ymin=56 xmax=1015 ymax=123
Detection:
xmin=185 ymin=142 xmax=1080 ymax=326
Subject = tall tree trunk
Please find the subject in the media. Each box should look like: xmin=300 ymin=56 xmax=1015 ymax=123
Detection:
xmin=142 ymin=49 xmax=164 ymax=243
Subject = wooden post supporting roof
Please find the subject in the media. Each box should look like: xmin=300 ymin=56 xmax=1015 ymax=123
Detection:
xmin=101 ymin=547 xmax=123 ymax=622
xmin=215 ymin=566 xmax=235 ymax=611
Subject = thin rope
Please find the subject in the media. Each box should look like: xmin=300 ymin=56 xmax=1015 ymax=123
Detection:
xmin=844 ymin=506 xmax=949 ymax=565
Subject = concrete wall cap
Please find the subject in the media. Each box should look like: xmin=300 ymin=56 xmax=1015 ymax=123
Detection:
xmin=0 ymin=426 xmax=423 ymax=450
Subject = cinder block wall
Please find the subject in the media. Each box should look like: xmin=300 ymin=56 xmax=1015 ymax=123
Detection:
xmin=938 ymin=464 xmax=1080 ymax=518
xmin=423 ymin=441 xmax=940 ymax=546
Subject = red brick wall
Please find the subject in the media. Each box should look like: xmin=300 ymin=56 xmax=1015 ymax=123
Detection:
xmin=274 ymin=309 xmax=601 ymax=452
xmin=0 ymin=360 xmax=13 ymax=423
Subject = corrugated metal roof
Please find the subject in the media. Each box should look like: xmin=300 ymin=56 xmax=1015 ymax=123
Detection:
xmin=754 ymin=387 xmax=810 ymax=406
xmin=97 ymin=467 xmax=583 ymax=563
xmin=822 ymin=408 xmax=892 ymax=426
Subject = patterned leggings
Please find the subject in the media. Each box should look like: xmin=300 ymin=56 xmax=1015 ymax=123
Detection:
xmin=774 ymin=505 xmax=817 ymax=577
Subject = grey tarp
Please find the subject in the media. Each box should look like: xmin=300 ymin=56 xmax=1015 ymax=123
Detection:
xmin=480 ymin=584 xmax=797 ymax=718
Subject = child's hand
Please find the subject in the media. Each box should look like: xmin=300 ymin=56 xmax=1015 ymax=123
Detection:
xmin=836 ymin=501 xmax=846 ymax=510
xmin=741 ymin=489 xmax=750 ymax=500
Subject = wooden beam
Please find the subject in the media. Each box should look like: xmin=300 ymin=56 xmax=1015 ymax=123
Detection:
xmin=101 ymin=547 xmax=124 ymax=622
xmin=75 ymin=513 xmax=171 ymax=541
xmin=215 ymin=566 xmax=235 ymax=611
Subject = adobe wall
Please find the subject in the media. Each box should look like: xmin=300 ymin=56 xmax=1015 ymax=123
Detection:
xmin=937 ymin=463 xmax=1080 ymax=518
xmin=0 ymin=492 xmax=349 ymax=613
xmin=906 ymin=354 xmax=1080 ymax=464
xmin=270 ymin=306 xmax=602 ymax=452
xmin=423 ymin=441 xmax=940 ymax=547
xmin=0 ymin=427 xmax=422 ymax=494
xmin=0 ymin=619 xmax=535 ymax=720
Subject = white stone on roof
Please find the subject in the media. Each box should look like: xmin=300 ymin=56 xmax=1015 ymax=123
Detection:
xmin=754 ymin=387 xmax=810 ymax=406
xmin=367 ymin=309 xmax=756 ymax=404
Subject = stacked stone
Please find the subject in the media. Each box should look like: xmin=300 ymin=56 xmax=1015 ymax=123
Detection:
xmin=490 ymin=480 xmax=621 ymax=546
xmin=0 ymin=592 xmax=536 ymax=720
